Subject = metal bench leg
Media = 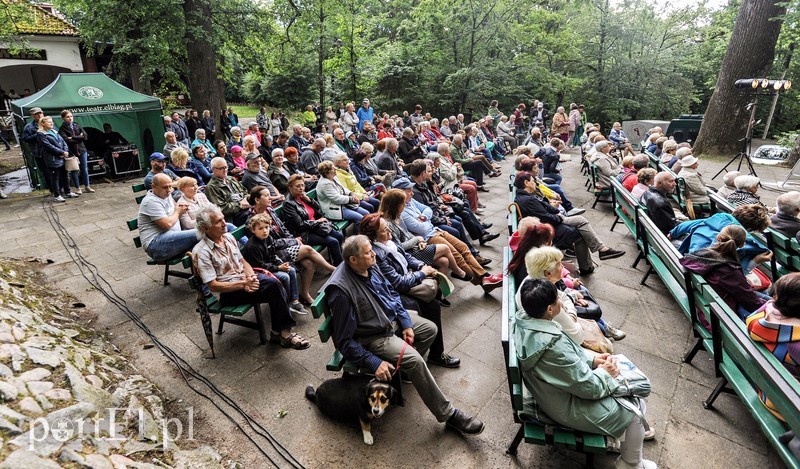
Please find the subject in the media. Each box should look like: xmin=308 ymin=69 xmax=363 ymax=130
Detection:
xmin=506 ymin=425 xmax=524 ymax=455
xmin=163 ymin=265 xmax=171 ymax=286
xmin=217 ymin=313 xmax=226 ymax=335
xmin=254 ymin=305 xmax=267 ymax=344
xmin=704 ymin=377 xmax=728 ymax=409
xmin=639 ymin=266 xmax=653 ymax=285
xmin=592 ymin=195 xmax=600 ymax=209
xmin=683 ymin=338 xmax=704 ymax=364
xmin=610 ymin=216 xmax=620 ymax=232
xmin=631 ymin=251 xmax=644 ymax=269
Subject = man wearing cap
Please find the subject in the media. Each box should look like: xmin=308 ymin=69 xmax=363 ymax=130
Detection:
xmin=144 ymin=152 xmax=179 ymax=191
xmin=356 ymin=99 xmax=374 ymax=132
xmin=241 ymin=153 xmax=284 ymax=205
xmin=163 ymin=131 xmax=189 ymax=157
xmin=205 ymin=156 xmax=251 ymax=226
xmin=138 ymin=173 xmax=198 ymax=261
xmin=245 ymin=122 xmax=262 ymax=149
xmin=22 ymin=107 xmax=49 ymax=192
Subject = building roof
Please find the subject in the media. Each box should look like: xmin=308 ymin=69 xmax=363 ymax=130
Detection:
xmin=3 ymin=1 xmax=80 ymax=37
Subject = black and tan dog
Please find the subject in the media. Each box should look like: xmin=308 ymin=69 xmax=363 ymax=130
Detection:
xmin=306 ymin=375 xmax=401 ymax=445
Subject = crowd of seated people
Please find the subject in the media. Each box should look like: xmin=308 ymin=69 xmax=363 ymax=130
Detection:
xmin=133 ymin=97 xmax=799 ymax=461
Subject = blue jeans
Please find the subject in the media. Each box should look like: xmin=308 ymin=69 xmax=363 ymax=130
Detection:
xmin=308 ymin=229 xmax=344 ymax=265
xmin=546 ymin=183 xmax=574 ymax=212
xmin=735 ymin=290 xmax=771 ymax=321
xmin=145 ymin=229 xmax=199 ymax=262
xmin=543 ymin=172 xmax=562 ymax=186
xmin=342 ymin=206 xmax=369 ymax=225
xmin=274 ymin=268 xmax=299 ymax=301
xmin=70 ymin=151 xmax=90 ymax=188
xmin=360 ymin=198 xmax=380 ymax=213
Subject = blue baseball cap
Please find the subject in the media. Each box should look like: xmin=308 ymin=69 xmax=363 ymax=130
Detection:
xmin=391 ymin=177 xmax=414 ymax=189
xmin=149 ymin=152 xmax=167 ymax=161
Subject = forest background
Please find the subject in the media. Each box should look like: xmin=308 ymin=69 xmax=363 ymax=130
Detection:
xmin=4 ymin=0 xmax=800 ymax=144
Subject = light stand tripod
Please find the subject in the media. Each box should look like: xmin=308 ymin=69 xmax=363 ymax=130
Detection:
xmin=712 ymin=100 xmax=760 ymax=182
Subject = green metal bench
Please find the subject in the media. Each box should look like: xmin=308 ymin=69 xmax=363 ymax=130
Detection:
xmin=184 ymin=225 xmax=266 ymax=358
xmin=765 ymin=228 xmax=800 ymax=279
xmin=706 ymin=302 xmax=800 ymax=469
xmin=311 ymin=288 xmax=404 ymax=399
xmin=588 ymin=164 xmax=613 ymax=209
xmin=501 ymin=248 xmax=608 ymax=467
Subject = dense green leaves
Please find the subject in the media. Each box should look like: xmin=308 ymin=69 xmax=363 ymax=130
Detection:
xmin=40 ymin=0 xmax=799 ymax=133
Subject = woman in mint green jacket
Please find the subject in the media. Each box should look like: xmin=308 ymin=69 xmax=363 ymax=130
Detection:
xmin=514 ymin=279 xmax=657 ymax=469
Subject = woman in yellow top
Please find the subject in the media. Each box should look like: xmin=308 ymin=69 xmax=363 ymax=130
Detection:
xmin=333 ymin=153 xmax=380 ymax=212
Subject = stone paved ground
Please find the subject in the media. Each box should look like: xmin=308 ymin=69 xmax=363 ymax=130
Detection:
xmin=0 ymin=150 xmax=791 ymax=468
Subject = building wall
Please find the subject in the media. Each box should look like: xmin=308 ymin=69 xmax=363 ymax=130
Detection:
xmin=0 ymin=36 xmax=84 ymax=94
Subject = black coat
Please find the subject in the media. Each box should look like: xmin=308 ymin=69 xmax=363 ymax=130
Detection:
xmin=58 ymin=121 xmax=88 ymax=155
xmin=281 ymin=195 xmax=324 ymax=241
xmin=514 ymin=190 xmax=581 ymax=250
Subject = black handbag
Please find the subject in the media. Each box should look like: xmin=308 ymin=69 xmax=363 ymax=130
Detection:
xmin=311 ymin=220 xmax=334 ymax=236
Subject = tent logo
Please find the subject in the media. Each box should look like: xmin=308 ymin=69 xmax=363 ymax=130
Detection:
xmin=78 ymin=86 xmax=104 ymax=100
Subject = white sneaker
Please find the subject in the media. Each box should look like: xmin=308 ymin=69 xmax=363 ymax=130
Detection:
xmin=66 ymin=192 xmax=80 ymax=198
xmin=74 ymin=188 xmax=82 ymax=195
xmin=54 ymin=196 xmax=66 ymax=203
xmin=566 ymin=208 xmax=586 ymax=216
xmin=84 ymin=186 xmax=95 ymax=193
xmin=477 ymin=202 xmax=486 ymax=208
xmin=644 ymin=427 xmax=656 ymax=441
xmin=475 ymin=208 xmax=485 ymax=215
xmin=615 ymin=457 xmax=657 ymax=469
xmin=290 ymin=302 xmax=308 ymax=315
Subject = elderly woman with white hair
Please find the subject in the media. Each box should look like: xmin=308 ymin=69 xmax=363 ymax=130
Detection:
xmin=678 ymin=155 xmax=710 ymax=209
xmin=191 ymin=128 xmax=216 ymax=156
xmin=496 ymin=115 xmax=517 ymax=150
xmin=727 ymin=175 xmax=769 ymax=210
xmin=588 ymin=140 xmax=621 ymax=189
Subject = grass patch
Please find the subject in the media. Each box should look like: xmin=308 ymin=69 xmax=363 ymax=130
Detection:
xmin=229 ymin=105 xmax=262 ymax=119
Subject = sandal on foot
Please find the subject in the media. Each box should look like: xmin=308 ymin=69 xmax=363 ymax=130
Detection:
xmin=281 ymin=332 xmax=310 ymax=350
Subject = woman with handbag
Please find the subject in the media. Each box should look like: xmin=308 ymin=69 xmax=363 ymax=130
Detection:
xmin=517 ymin=246 xmax=626 ymax=346
xmin=515 ymin=279 xmax=656 ymax=469
xmin=38 ymin=116 xmax=77 ymax=202
xmin=280 ymin=174 xmax=344 ymax=266
xmin=58 ymin=110 xmax=94 ymax=194
xmin=360 ymin=214 xmax=460 ymax=368
xmin=247 ymin=186 xmax=334 ymax=304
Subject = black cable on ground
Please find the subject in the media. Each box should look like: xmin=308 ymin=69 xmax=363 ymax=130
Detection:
xmin=41 ymin=197 xmax=306 ymax=469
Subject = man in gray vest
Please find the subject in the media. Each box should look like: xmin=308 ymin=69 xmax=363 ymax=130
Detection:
xmin=325 ymin=235 xmax=484 ymax=435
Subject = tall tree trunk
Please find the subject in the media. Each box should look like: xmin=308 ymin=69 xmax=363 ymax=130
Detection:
xmin=318 ymin=0 xmax=326 ymax=107
xmin=693 ymin=0 xmax=786 ymax=157
xmin=183 ymin=0 xmax=225 ymax=140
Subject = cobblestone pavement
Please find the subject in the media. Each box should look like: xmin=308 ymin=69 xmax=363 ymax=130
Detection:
xmin=0 ymin=150 xmax=790 ymax=468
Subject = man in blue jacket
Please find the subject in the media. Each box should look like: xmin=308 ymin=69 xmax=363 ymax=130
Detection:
xmin=356 ymin=98 xmax=374 ymax=132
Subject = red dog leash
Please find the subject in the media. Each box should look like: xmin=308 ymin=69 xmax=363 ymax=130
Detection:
xmin=391 ymin=342 xmax=409 ymax=377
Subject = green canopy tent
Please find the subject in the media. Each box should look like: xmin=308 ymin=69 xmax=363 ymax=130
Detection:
xmin=10 ymin=73 xmax=164 ymax=189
